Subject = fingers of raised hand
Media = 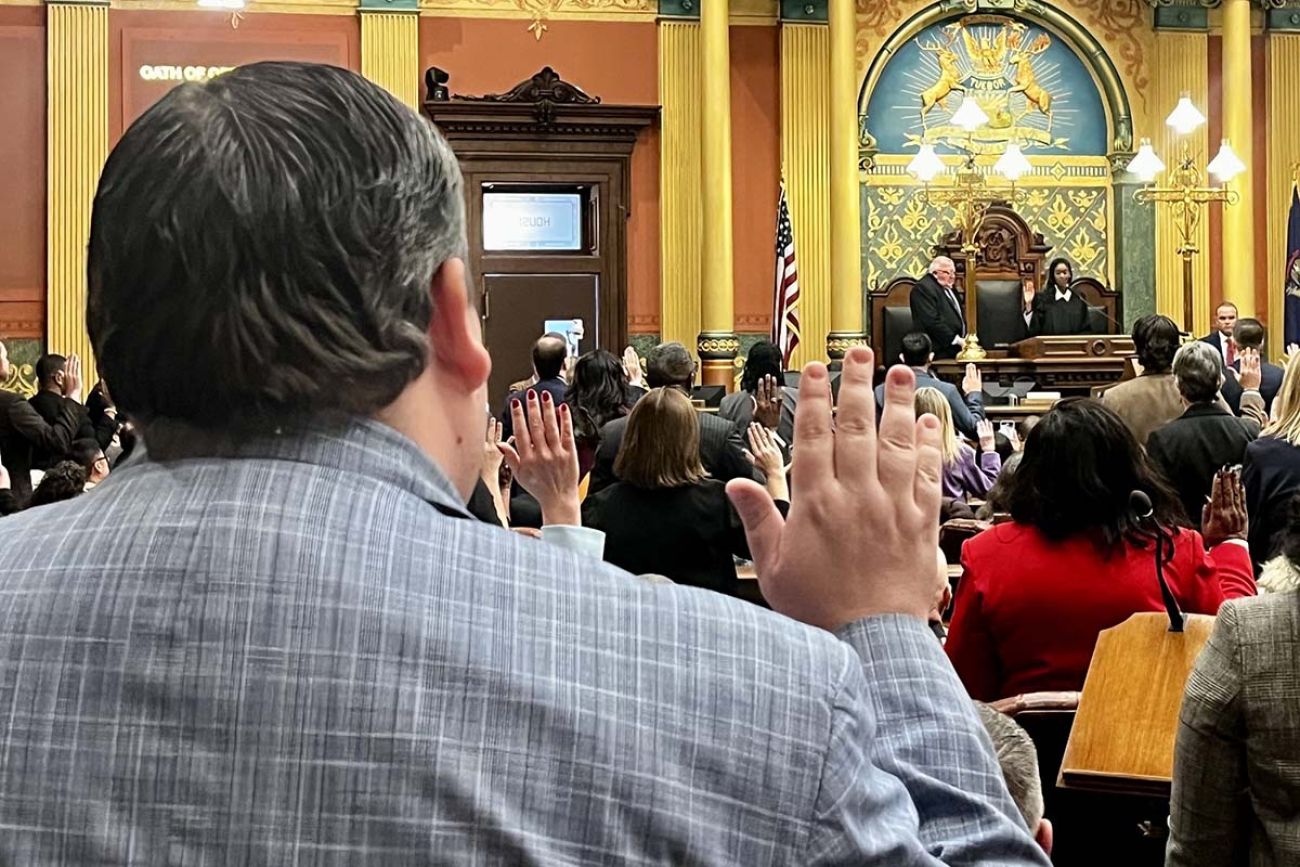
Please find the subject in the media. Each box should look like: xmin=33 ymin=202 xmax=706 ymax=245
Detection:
xmin=791 ymin=362 xmax=835 ymax=491
xmin=912 ymin=415 xmax=943 ymax=524
xmin=833 ymin=347 xmax=879 ymax=486
xmin=876 ymin=364 xmax=922 ymax=495
xmin=511 ymin=398 xmax=533 ymax=457
xmin=538 ymin=391 xmax=562 ymax=450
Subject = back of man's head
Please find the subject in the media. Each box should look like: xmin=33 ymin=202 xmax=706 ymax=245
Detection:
xmin=35 ymin=354 xmax=66 ymax=391
xmin=87 ymin=61 xmax=465 ymax=434
xmin=975 ymin=703 xmax=1052 ymax=855
xmin=645 ymin=342 xmax=694 ymax=390
xmin=1233 ymin=317 xmax=1266 ymax=351
xmin=29 ymin=461 xmax=87 ymax=509
xmin=900 ymin=332 xmax=933 ymax=367
xmin=532 ymin=333 xmax=568 ymax=381
xmin=1173 ymin=341 xmax=1224 ymax=404
xmin=1132 ymin=314 xmax=1180 ymax=373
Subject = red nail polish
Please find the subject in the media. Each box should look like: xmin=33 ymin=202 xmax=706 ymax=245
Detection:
xmin=542 ymin=391 xmax=552 ymax=403
xmin=511 ymin=399 xmax=521 ymax=409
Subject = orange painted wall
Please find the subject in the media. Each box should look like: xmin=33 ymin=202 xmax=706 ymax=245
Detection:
xmin=730 ymin=25 xmax=780 ymax=334
xmin=109 ymin=10 xmax=360 ymax=141
xmin=421 ymin=18 xmax=662 ymax=334
xmin=0 ymin=5 xmax=45 ymax=340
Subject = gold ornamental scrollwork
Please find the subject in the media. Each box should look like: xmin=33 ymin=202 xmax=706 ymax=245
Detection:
xmin=697 ymin=334 xmax=741 ymax=358
xmin=825 ymin=332 xmax=869 ymax=359
xmin=1 ymin=362 xmax=37 ymax=398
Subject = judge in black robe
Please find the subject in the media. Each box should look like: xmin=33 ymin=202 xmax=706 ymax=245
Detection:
xmin=1022 ymin=257 xmax=1091 ymax=336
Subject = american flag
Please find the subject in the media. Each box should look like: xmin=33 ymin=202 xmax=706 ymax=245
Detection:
xmin=772 ymin=181 xmax=801 ymax=367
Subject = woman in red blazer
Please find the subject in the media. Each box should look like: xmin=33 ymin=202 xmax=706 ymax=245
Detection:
xmin=946 ymin=398 xmax=1255 ymax=702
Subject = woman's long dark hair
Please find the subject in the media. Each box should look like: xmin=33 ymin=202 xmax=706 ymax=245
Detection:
xmin=1046 ymin=257 xmax=1073 ymax=290
xmin=565 ymin=349 xmax=634 ymax=445
xmin=1003 ymin=397 xmax=1186 ymax=552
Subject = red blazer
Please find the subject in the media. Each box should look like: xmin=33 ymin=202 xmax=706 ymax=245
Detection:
xmin=946 ymin=522 xmax=1255 ymax=702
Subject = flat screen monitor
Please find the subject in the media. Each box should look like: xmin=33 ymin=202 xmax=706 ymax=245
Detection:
xmin=482 ymin=192 xmax=583 ymax=252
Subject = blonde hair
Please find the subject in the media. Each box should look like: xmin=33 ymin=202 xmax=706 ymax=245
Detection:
xmin=614 ymin=387 xmax=707 ymax=488
xmin=1264 ymin=352 xmax=1300 ymax=445
xmin=915 ymin=386 xmax=961 ymax=465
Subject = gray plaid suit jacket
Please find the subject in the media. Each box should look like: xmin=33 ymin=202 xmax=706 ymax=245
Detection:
xmin=0 ymin=418 xmax=1046 ymax=865
xmin=1168 ymin=590 xmax=1300 ymax=867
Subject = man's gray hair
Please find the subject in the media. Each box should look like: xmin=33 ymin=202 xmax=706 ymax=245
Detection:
xmin=975 ymin=703 xmax=1044 ymax=831
xmin=928 ymin=256 xmax=956 ymax=275
xmin=1173 ymin=341 xmax=1225 ymax=404
xmin=87 ymin=61 xmax=466 ymax=432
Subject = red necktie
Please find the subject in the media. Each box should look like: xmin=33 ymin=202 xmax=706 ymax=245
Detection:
xmin=1226 ymin=340 xmax=1235 ymax=366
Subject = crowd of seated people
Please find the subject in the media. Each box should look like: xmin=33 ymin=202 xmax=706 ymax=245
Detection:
xmin=3 ymin=59 xmax=1300 ymax=867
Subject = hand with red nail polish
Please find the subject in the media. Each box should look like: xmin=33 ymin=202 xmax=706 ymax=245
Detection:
xmin=499 ymin=390 xmax=581 ymax=526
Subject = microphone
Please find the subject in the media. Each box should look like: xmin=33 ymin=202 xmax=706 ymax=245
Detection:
xmin=1129 ymin=490 xmax=1185 ymax=633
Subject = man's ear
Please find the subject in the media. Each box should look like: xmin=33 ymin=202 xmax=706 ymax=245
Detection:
xmin=427 ymin=257 xmax=491 ymax=393
xmin=1035 ymin=818 xmax=1053 ymax=856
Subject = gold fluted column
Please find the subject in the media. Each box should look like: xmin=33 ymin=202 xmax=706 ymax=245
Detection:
xmin=697 ymin=0 xmax=737 ymax=387
xmin=360 ymin=10 xmax=420 ymax=110
xmin=1151 ymin=31 xmax=1210 ymax=332
xmin=1267 ymin=34 xmax=1300 ymax=360
xmin=1221 ymin=0 xmax=1255 ymax=319
xmin=825 ymin=0 xmax=864 ymax=360
xmin=47 ymin=0 xmax=109 ymax=389
xmin=780 ymin=24 xmax=829 ymax=369
xmin=658 ymin=21 xmax=702 ymax=354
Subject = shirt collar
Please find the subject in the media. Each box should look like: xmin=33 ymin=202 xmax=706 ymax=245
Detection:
xmin=1055 ymin=288 xmax=1072 ymax=302
xmin=139 ymin=415 xmax=471 ymax=518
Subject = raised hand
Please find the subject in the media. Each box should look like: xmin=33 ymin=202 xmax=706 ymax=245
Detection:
xmin=622 ymin=346 xmax=644 ymax=387
xmin=961 ymin=363 xmax=983 ymax=396
xmin=754 ymin=374 xmax=783 ymax=430
xmin=498 ymin=390 xmax=581 ymax=526
xmin=1202 ymin=468 xmax=1247 ymax=547
xmin=726 ymin=347 xmax=944 ymax=629
xmin=1021 ymin=279 xmax=1035 ymax=311
xmin=481 ymin=417 xmax=505 ymax=484
xmin=1237 ymin=348 xmax=1262 ymax=391
xmin=62 ymin=354 xmax=83 ymax=403
xmin=976 ymin=419 xmax=996 ymax=453
xmin=746 ymin=423 xmax=785 ymax=476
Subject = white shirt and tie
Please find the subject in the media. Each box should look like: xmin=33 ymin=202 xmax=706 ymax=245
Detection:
xmin=945 ymin=286 xmax=966 ymax=347
xmin=1212 ymin=331 xmax=1236 ymax=366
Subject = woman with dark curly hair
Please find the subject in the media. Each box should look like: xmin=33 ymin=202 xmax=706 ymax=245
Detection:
xmin=945 ymin=397 xmax=1255 ymax=701
xmin=563 ymin=349 xmax=641 ymax=481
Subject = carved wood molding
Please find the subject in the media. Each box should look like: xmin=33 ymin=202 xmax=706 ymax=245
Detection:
xmin=456 ymin=67 xmax=599 ymax=125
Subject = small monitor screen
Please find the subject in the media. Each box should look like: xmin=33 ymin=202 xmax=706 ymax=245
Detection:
xmin=482 ymin=192 xmax=583 ymax=251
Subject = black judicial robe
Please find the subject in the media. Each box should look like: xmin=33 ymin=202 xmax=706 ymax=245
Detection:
xmin=1027 ymin=290 xmax=1091 ymax=336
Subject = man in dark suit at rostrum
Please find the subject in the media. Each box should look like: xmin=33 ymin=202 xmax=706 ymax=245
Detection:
xmin=874 ymin=332 xmax=986 ymax=439
xmin=1199 ymin=301 xmax=1238 ymax=365
xmin=588 ymin=341 xmax=758 ymax=495
xmin=909 ymin=255 xmax=967 ymax=360
xmin=1147 ymin=341 xmax=1261 ymax=530
xmin=0 ymin=344 xmax=82 ymax=506
xmin=1221 ymin=317 xmax=1285 ymax=416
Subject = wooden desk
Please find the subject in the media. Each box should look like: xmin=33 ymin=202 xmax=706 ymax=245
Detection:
xmin=933 ymin=334 xmax=1136 ymax=397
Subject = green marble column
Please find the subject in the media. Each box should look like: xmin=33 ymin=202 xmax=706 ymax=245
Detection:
xmin=1112 ymin=169 xmax=1156 ymax=329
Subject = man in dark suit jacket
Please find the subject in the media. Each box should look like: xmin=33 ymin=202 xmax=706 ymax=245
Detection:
xmin=1220 ymin=318 xmax=1283 ymax=416
xmin=499 ymin=333 xmax=569 ymax=441
xmin=1147 ymin=341 xmax=1259 ymax=529
xmin=0 ymin=344 xmax=82 ymax=505
xmin=909 ymin=256 xmax=967 ymax=359
xmin=1198 ymin=301 xmax=1238 ymax=364
xmin=27 ymin=354 xmax=101 ymax=470
xmin=588 ymin=341 xmax=758 ymax=495
xmin=873 ymin=332 xmax=986 ymax=439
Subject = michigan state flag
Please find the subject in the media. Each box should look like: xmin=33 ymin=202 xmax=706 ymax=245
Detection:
xmin=1286 ymin=183 xmax=1300 ymax=347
